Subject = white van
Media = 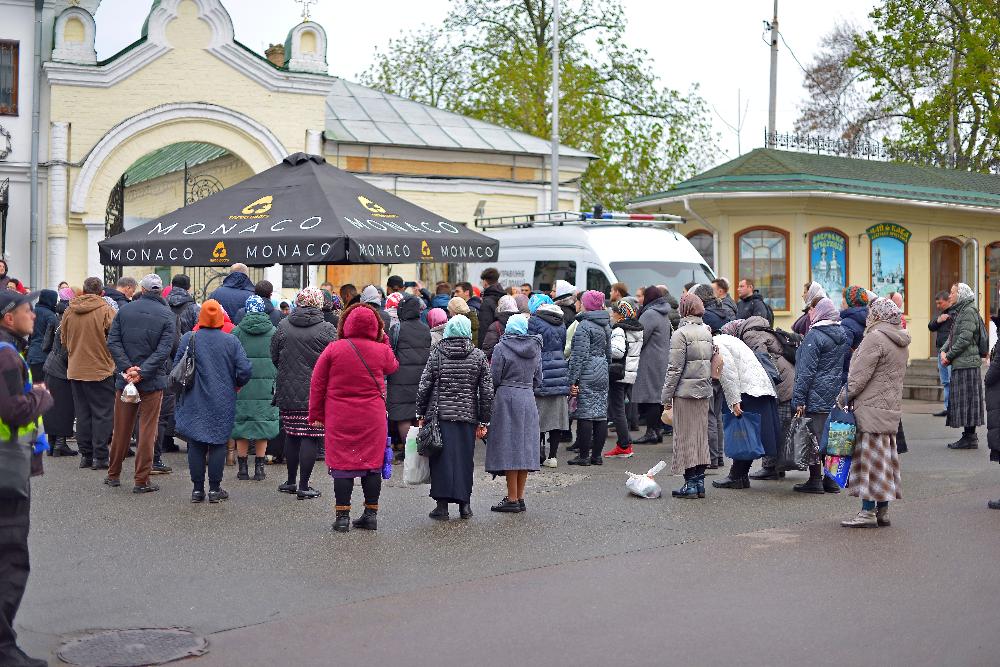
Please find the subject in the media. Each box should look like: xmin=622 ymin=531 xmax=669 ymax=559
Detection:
xmin=465 ymin=212 xmax=715 ymax=298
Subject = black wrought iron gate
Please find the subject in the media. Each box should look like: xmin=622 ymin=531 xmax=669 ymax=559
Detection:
xmin=104 ymin=174 xmax=126 ymax=286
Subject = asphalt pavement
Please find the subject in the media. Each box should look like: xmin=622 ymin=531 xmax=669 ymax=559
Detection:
xmin=16 ymin=401 xmax=1000 ymax=666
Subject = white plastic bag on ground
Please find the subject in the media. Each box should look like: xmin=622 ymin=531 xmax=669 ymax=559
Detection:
xmin=625 ymin=460 xmax=667 ymax=499
xmin=403 ymin=426 xmax=430 ymax=485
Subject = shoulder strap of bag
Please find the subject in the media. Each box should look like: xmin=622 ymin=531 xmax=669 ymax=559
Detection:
xmin=347 ymin=339 xmax=386 ymax=408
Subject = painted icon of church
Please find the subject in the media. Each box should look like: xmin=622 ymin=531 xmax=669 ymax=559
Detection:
xmin=813 ymin=246 xmax=844 ymax=301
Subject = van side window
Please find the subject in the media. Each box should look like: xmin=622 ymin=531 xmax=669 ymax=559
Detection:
xmin=586 ymin=268 xmax=611 ymax=297
xmin=534 ymin=261 xmax=576 ymax=293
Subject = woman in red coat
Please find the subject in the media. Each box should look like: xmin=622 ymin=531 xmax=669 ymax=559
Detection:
xmin=309 ymin=303 xmax=399 ymax=533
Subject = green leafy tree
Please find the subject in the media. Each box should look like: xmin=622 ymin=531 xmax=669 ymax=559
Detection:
xmin=359 ymin=0 xmax=716 ymax=209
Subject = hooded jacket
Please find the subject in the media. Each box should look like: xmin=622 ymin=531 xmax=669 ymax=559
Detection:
xmin=840 ymin=306 xmax=868 ymax=350
xmin=632 ymin=296 xmax=673 ymax=404
xmin=843 ymin=322 xmax=911 ymax=433
xmin=713 ymin=333 xmax=778 ymax=408
xmin=231 ymin=312 xmax=279 ymax=441
xmin=270 ymin=306 xmax=337 ymax=412
xmin=944 ymin=296 xmax=984 ymax=370
xmin=610 ymin=317 xmax=644 ymax=385
xmin=661 ymin=315 xmax=713 ymax=402
xmin=735 ymin=315 xmax=795 ymax=403
xmin=107 ymin=291 xmax=176 ymax=392
xmin=720 ymin=295 xmax=738 ymax=321
xmin=553 ymin=293 xmax=577 ymax=327
xmin=416 ymin=336 xmax=493 ymax=424
xmin=310 ymin=306 xmax=399 ymax=471
xmin=477 ymin=283 xmax=507 ymax=347
xmin=27 ymin=290 xmax=58 ymax=366
xmin=481 ymin=310 xmax=515 ymax=360
xmin=61 ymin=294 xmax=116 ymax=381
xmin=208 ymin=272 xmax=255 ymax=322
xmin=174 ymin=327 xmax=252 ymax=444
xmin=792 ymin=320 xmax=850 ymax=412
xmin=568 ymin=309 xmax=612 ymax=419
xmin=42 ymin=305 xmax=69 ymax=380
xmin=234 ymin=299 xmax=283 ymax=327
xmin=166 ymin=287 xmax=201 ymax=343
xmin=528 ymin=306 xmax=570 ymax=396
xmin=387 ymin=295 xmax=431 ymax=421
xmin=701 ymin=297 xmax=732 ymax=334
xmin=737 ymin=290 xmax=772 ymax=325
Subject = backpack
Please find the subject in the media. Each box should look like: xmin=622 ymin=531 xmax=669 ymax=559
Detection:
xmin=749 ymin=325 xmax=801 ymax=365
xmin=762 ymin=301 xmax=775 ymax=328
xmin=977 ymin=314 xmax=989 ymax=357
xmin=754 ymin=350 xmax=782 ymax=389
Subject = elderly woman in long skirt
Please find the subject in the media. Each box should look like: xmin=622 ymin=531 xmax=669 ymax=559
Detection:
xmin=416 ymin=315 xmax=493 ymax=520
xmin=660 ymin=293 xmax=714 ymax=499
xmin=839 ymin=298 xmax=911 ymax=527
xmin=942 ymin=282 xmax=986 ymax=450
xmin=485 ymin=314 xmax=542 ymax=513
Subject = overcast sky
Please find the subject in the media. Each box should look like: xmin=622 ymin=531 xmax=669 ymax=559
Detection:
xmin=93 ymin=0 xmax=876 ymax=161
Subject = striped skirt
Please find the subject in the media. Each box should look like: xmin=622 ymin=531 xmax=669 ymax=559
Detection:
xmin=847 ymin=431 xmax=902 ymax=502
xmin=945 ymin=367 xmax=984 ymax=429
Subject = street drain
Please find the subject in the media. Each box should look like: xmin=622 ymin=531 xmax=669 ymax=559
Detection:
xmin=57 ymin=628 xmax=207 ymax=667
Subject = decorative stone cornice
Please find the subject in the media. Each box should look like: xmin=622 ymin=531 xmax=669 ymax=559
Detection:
xmin=51 ymin=7 xmax=97 ymax=65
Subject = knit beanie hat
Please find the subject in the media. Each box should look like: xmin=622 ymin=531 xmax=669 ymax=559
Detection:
xmin=244 ymin=295 xmax=267 ymax=313
xmin=199 ymin=299 xmax=225 ymax=329
xmin=447 ymin=296 xmax=470 ymax=316
xmin=427 ymin=308 xmax=448 ymax=328
xmin=581 ymin=290 xmax=605 ymax=311
xmin=679 ymin=292 xmax=705 ymax=318
xmin=498 ymin=295 xmax=519 ymax=314
xmin=614 ymin=300 xmax=637 ymax=320
xmin=843 ymin=285 xmax=871 ymax=308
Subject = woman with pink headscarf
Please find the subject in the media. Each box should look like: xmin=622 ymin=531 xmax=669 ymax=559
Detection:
xmin=427 ymin=308 xmax=448 ymax=348
xmin=566 ymin=290 xmax=612 ymax=465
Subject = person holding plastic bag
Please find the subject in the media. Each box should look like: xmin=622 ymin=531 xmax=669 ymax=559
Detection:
xmin=415 ymin=315 xmax=493 ymax=520
xmin=837 ymin=297 xmax=910 ymax=528
xmin=713 ymin=321 xmax=781 ymax=489
xmin=790 ymin=297 xmax=851 ymax=494
xmin=659 ymin=293 xmax=714 ymax=499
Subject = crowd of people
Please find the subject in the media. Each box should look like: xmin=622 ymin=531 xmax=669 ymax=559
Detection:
xmin=1 ymin=256 xmax=1000 ymax=664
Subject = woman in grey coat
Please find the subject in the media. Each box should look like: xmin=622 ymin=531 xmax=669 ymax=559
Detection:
xmin=634 ymin=285 xmax=674 ymax=443
xmin=567 ymin=290 xmax=612 ymax=465
xmin=416 ymin=315 xmax=493 ymax=521
xmin=486 ymin=315 xmax=542 ymax=513
xmin=660 ymin=293 xmax=714 ymax=499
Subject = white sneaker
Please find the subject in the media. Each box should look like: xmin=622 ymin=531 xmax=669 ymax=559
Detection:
xmin=542 ymin=458 xmax=558 ymax=468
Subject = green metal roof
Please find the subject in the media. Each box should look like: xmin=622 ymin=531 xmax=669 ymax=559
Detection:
xmin=124 ymin=142 xmax=229 ymax=185
xmin=631 ymin=148 xmax=1000 ymax=209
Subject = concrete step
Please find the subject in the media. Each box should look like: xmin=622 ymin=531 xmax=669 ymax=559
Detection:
xmin=903 ymin=385 xmax=944 ymax=402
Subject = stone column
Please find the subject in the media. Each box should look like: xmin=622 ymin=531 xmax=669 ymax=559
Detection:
xmin=306 ymin=129 xmax=323 ymax=156
xmin=47 ymin=122 xmax=70 ymax=289
xmin=82 ymin=219 xmax=105 ymax=280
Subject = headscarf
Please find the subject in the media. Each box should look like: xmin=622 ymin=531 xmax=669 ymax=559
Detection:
xmin=678 ymin=292 xmax=705 ymax=318
xmin=329 ymin=294 xmax=343 ymax=311
xmin=199 ymin=299 xmax=225 ymax=329
xmin=809 ymin=297 xmax=841 ymax=324
xmin=360 ymin=285 xmax=382 ymax=306
xmin=498 ymin=295 xmax=519 ymax=314
xmin=385 ymin=292 xmax=404 ymax=311
xmin=529 ymin=293 xmax=553 ymax=314
xmin=514 ymin=293 xmax=530 ymax=314
xmin=444 ymin=314 xmax=472 ymax=339
xmin=296 ymin=287 xmax=324 ymax=309
xmin=721 ymin=319 xmax=745 ymax=337
xmin=447 ymin=296 xmax=470 ymax=316
xmin=581 ymin=290 xmax=605 ymax=312
xmin=427 ymin=308 xmax=448 ymax=328
xmin=102 ymin=296 xmax=119 ymax=313
xmin=843 ymin=285 xmax=871 ymax=308
xmin=954 ymin=283 xmax=974 ymax=303
xmin=866 ymin=297 xmax=902 ymax=328
xmin=804 ymin=281 xmax=827 ymax=306
xmin=613 ymin=300 xmax=637 ymax=320
xmin=505 ymin=314 xmax=529 ymax=335
xmin=59 ymin=287 xmax=76 ymax=301
xmin=642 ymin=285 xmax=662 ymax=303
xmin=245 ymin=295 xmax=267 ymax=313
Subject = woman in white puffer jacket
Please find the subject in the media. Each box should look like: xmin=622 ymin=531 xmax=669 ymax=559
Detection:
xmin=712 ymin=322 xmax=780 ymax=490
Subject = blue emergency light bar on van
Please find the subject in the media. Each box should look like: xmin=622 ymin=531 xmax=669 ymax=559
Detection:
xmin=475 ymin=210 xmax=684 ymax=230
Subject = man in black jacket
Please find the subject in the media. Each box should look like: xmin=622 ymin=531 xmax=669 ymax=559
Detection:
xmin=477 ymin=267 xmax=506 ymax=348
xmin=929 ymin=290 xmax=955 ymax=417
xmin=736 ymin=278 xmax=773 ymax=325
xmin=0 ymin=291 xmax=53 ymax=667
xmin=102 ymin=276 xmax=136 ymax=308
xmin=105 ymin=274 xmax=175 ymax=494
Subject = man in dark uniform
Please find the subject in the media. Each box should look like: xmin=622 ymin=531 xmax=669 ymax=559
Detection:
xmin=0 ymin=291 xmax=53 ymax=667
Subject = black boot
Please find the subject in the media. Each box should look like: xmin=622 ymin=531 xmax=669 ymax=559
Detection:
xmin=236 ymin=456 xmax=250 ymax=480
xmin=79 ymin=456 xmax=93 ymax=469
xmin=823 ymin=476 xmax=841 ymax=494
xmin=353 ymin=507 xmax=378 ymax=530
xmin=333 ymin=510 xmax=351 ymax=533
xmin=712 ymin=474 xmax=750 ymax=489
xmin=459 ymin=502 xmax=473 ymax=519
xmin=252 ymin=457 xmax=266 ymax=481
xmin=749 ymin=467 xmax=784 ymax=480
xmin=51 ymin=436 xmax=78 ymax=457
xmin=947 ymin=432 xmax=979 ymax=449
xmin=793 ymin=477 xmax=826 ymax=494
xmin=316 ymin=443 xmax=326 ymax=460
xmin=429 ymin=500 xmax=449 ymax=520
xmin=634 ymin=428 xmax=662 ymax=444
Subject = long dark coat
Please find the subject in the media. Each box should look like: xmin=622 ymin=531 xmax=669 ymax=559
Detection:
xmin=387 ymin=295 xmax=431 ymax=422
xmin=632 ymin=297 xmax=673 ymax=404
xmin=567 ymin=310 xmax=612 ymax=419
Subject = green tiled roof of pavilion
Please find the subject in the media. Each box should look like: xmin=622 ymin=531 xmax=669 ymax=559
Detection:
xmin=124 ymin=142 xmax=229 ymax=186
xmin=631 ymin=148 xmax=1000 ymax=209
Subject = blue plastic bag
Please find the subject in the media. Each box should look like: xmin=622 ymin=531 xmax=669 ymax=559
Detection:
xmin=822 ymin=405 xmax=856 ymax=456
xmin=382 ymin=436 xmax=393 ymax=480
xmin=723 ymin=411 xmax=764 ymax=460
xmin=824 ymin=454 xmax=851 ymax=488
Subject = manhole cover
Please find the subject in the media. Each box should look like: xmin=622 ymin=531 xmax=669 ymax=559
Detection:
xmin=57 ymin=628 xmax=207 ymax=667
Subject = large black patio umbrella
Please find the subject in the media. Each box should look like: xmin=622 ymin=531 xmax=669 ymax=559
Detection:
xmin=99 ymin=153 xmax=498 ymax=267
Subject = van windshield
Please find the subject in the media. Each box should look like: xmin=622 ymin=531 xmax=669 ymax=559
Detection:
xmin=609 ymin=262 xmax=714 ymax=300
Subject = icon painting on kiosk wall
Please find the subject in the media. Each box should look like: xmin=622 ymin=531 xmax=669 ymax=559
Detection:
xmin=867 ymin=223 xmax=910 ymax=310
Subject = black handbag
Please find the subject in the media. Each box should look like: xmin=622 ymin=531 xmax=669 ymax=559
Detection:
xmin=168 ymin=331 xmax=197 ymax=395
xmin=417 ymin=353 xmax=444 ymax=457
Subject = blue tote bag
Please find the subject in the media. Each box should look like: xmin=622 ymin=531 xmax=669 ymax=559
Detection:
xmin=822 ymin=404 xmax=857 ymax=456
xmin=723 ymin=411 xmax=764 ymax=460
